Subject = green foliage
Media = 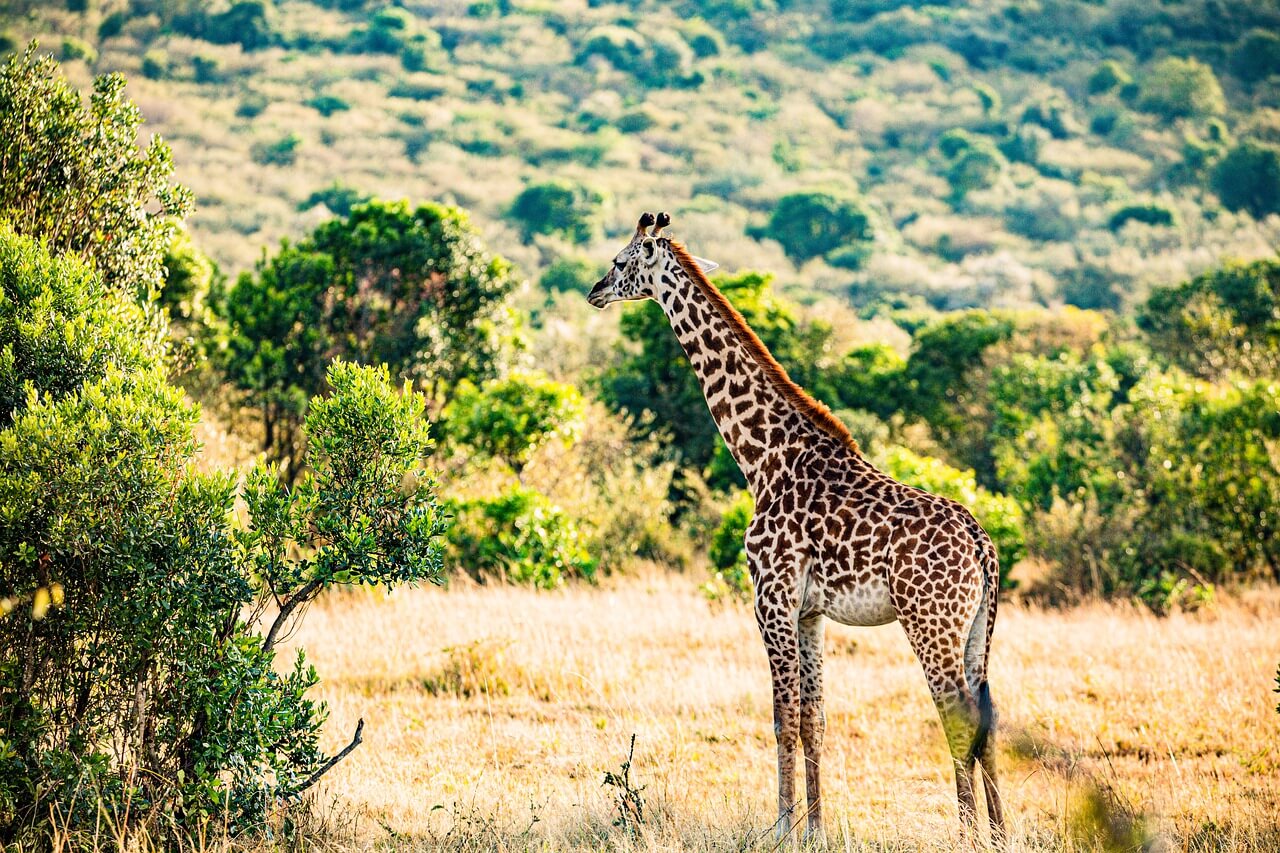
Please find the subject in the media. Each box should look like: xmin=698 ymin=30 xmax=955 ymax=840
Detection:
xmin=753 ymin=191 xmax=873 ymax=263
xmin=0 ymin=45 xmax=191 ymax=296
xmin=1139 ymin=257 xmax=1280 ymax=379
xmin=1231 ymin=28 xmax=1280 ymax=83
xmin=0 ymin=227 xmax=446 ymax=840
xmin=251 ymin=131 xmax=302 ymax=166
xmin=171 ymin=0 xmax=275 ymax=51
xmin=141 ymin=48 xmax=167 ymax=79
xmin=446 ymin=487 xmax=597 ymax=588
xmin=443 ymin=371 xmax=584 ymax=475
xmin=1138 ymin=56 xmax=1225 ymax=120
xmin=702 ymin=490 xmax=753 ymax=602
xmin=217 ymin=200 xmax=517 ymax=478
xmin=575 ymin=25 xmax=702 ymax=89
xmin=1088 ymin=59 xmax=1131 ymax=94
xmin=1211 ymin=139 xmax=1280 ymax=218
xmin=58 ymin=36 xmax=94 ymax=64
xmin=945 ymin=138 xmax=1005 ymax=200
xmin=540 ymin=255 xmax=602 ymax=293
xmin=298 ymin=181 xmax=372 ymax=216
xmin=159 ymin=225 xmax=216 ymax=323
xmin=1108 ymin=203 xmax=1176 ymax=230
xmin=508 ymin=180 xmax=603 ymax=244
xmin=878 ymin=446 xmax=1025 ymax=587
xmin=306 ymin=93 xmax=350 ymax=116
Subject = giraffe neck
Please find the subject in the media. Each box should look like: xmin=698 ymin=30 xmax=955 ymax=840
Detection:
xmin=656 ymin=262 xmax=823 ymax=497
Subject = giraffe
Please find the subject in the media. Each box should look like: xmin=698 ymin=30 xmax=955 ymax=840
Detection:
xmin=588 ymin=212 xmax=1006 ymax=845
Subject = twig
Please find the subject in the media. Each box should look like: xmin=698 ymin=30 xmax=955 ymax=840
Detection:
xmin=295 ymin=718 xmax=365 ymax=795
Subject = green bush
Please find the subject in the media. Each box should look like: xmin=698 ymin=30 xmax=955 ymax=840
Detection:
xmin=141 ymin=49 xmax=167 ymax=80
xmin=751 ymin=191 xmax=873 ymax=263
xmin=1138 ymin=56 xmax=1225 ymax=120
xmin=442 ymin=372 xmax=584 ymax=476
xmin=508 ymin=180 xmax=603 ymax=243
xmin=702 ymin=490 xmax=753 ymax=602
xmin=217 ymin=200 xmax=517 ymax=479
xmin=172 ymin=1 xmax=275 ymax=51
xmin=0 ymin=224 xmax=447 ymax=841
xmin=540 ymin=255 xmax=602 ymax=294
xmin=946 ymin=140 xmax=1005 ymax=199
xmin=1231 ymin=28 xmax=1280 ymax=83
xmin=1088 ymin=59 xmax=1131 ymax=94
xmin=1211 ymin=139 xmax=1280 ymax=218
xmin=306 ymin=94 xmax=351 ymax=116
xmin=251 ymin=131 xmax=302 ymax=166
xmin=1108 ymin=203 xmax=1177 ymax=230
xmin=299 ymin=181 xmax=372 ymax=216
xmin=58 ymin=36 xmax=95 ymax=64
xmin=446 ymin=487 xmax=597 ymax=588
xmin=575 ymin=25 xmax=702 ymax=89
xmin=0 ymin=47 xmax=191 ymax=297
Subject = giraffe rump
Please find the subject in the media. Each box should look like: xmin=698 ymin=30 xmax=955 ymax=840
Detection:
xmin=665 ymin=239 xmax=862 ymax=456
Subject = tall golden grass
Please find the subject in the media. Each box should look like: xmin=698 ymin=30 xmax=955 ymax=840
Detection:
xmin=253 ymin=576 xmax=1280 ymax=851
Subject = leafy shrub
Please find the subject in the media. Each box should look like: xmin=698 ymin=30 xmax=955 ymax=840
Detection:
xmin=251 ymin=131 xmax=302 ymax=166
xmin=97 ymin=10 xmax=127 ymax=40
xmin=1231 ymin=28 xmax=1280 ymax=83
xmin=1108 ymin=203 xmax=1177 ymax=230
xmin=218 ymin=200 xmax=517 ymax=478
xmin=1211 ymin=139 xmax=1280 ymax=218
xmin=298 ymin=181 xmax=372 ymax=216
xmin=141 ymin=49 xmax=167 ymax=79
xmin=306 ymin=93 xmax=351 ymax=116
xmin=540 ymin=256 xmax=602 ymax=293
xmin=508 ymin=180 xmax=603 ymax=243
xmin=58 ymin=36 xmax=95 ymax=64
xmin=191 ymin=54 xmax=220 ymax=83
xmin=446 ymin=487 xmax=597 ymax=588
xmin=236 ymin=91 xmax=269 ymax=118
xmin=0 ymin=224 xmax=447 ymax=840
xmin=576 ymin=25 xmax=702 ymax=88
xmin=1138 ymin=56 xmax=1225 ymax=120
xmin=172 ymin=0 xmax=275 ymax=51
xmin=1021 ymin=98 xmax=1082 ymax=139
xmin=0 ymin=47 xmax=191 ymax=296
xmin=701 ymin=491 xmax=753 ymax=602
xmin=945 ymin=139 xmax=1005 ymax=199
xmin=1088 ymin=59 xmax=1131 ymax=94
xmin=159 ymin=226 xmax=216 ymax=323
xmin=443 ymin=372 xmax=584 ymax=476
xmin=1139 ymin=257 xmax=1280 ymax=378
xmin=751 ymin=191 xmax=873 ymax=263
xmin=878 ymin=446 xmax=1025 ymax=587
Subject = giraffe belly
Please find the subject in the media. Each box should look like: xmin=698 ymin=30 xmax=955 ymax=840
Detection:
xmin=814 ymin=576 xmax=897 ymax=627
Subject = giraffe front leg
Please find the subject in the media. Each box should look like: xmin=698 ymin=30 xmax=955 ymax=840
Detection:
xmin=798 ymin=612 xmax=826 ymax=841
xmin=752 ymin=562 xmax=802 ymax=842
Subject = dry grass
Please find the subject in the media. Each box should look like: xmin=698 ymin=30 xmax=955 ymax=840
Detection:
xmin=276 ymin=577 xmax=1280 ymax=851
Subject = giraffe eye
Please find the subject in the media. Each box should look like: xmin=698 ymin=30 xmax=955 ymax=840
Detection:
xmin=613 ymin=258 xmax=625 ymax=268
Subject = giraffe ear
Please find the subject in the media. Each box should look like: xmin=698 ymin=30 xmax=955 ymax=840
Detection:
xmin=690 ymin=255 xmax=719 ymax=274
xmin=641 ymin=237 xmax=657 ymax=265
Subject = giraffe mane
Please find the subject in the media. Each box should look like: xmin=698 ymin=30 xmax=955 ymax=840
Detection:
xmin=666 ymin=240 xmax=861 ymax=455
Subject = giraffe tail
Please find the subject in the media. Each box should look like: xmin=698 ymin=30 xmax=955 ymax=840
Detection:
xmin=964 ymin=530 xmax=999 ymax=767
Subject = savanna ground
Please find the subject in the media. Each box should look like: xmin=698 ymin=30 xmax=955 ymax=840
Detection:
xmin=279 ymin=576 xmax=1280 ymax=851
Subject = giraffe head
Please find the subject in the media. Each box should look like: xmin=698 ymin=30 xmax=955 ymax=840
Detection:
xmin=587 ymin=211 xmax=718 ymax=309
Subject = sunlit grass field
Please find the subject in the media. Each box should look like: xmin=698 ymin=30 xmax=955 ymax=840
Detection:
xmin=276 ymin=577 xmax=1280 ymax=851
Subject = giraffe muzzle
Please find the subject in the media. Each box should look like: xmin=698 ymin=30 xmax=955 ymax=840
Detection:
xmin=587 ymin=277 xmax=611 ymax=309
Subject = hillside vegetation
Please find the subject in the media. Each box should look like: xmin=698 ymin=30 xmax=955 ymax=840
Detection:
xmin=3 ymin=0 xmax=1279 ymax=307
xmin=2 ymin=7 xmax=1280 ymax=847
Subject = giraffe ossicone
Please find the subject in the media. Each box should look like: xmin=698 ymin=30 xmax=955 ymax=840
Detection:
xmin=588 ymin=211 xmax=1007 ymax=847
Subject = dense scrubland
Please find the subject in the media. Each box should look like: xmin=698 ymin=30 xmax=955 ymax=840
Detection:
xmin=1 ymin=0 xmax=1279 ymax=849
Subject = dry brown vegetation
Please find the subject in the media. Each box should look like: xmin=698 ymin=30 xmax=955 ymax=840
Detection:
xmin=265 ymin=577 xmax=1280 ymax=851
